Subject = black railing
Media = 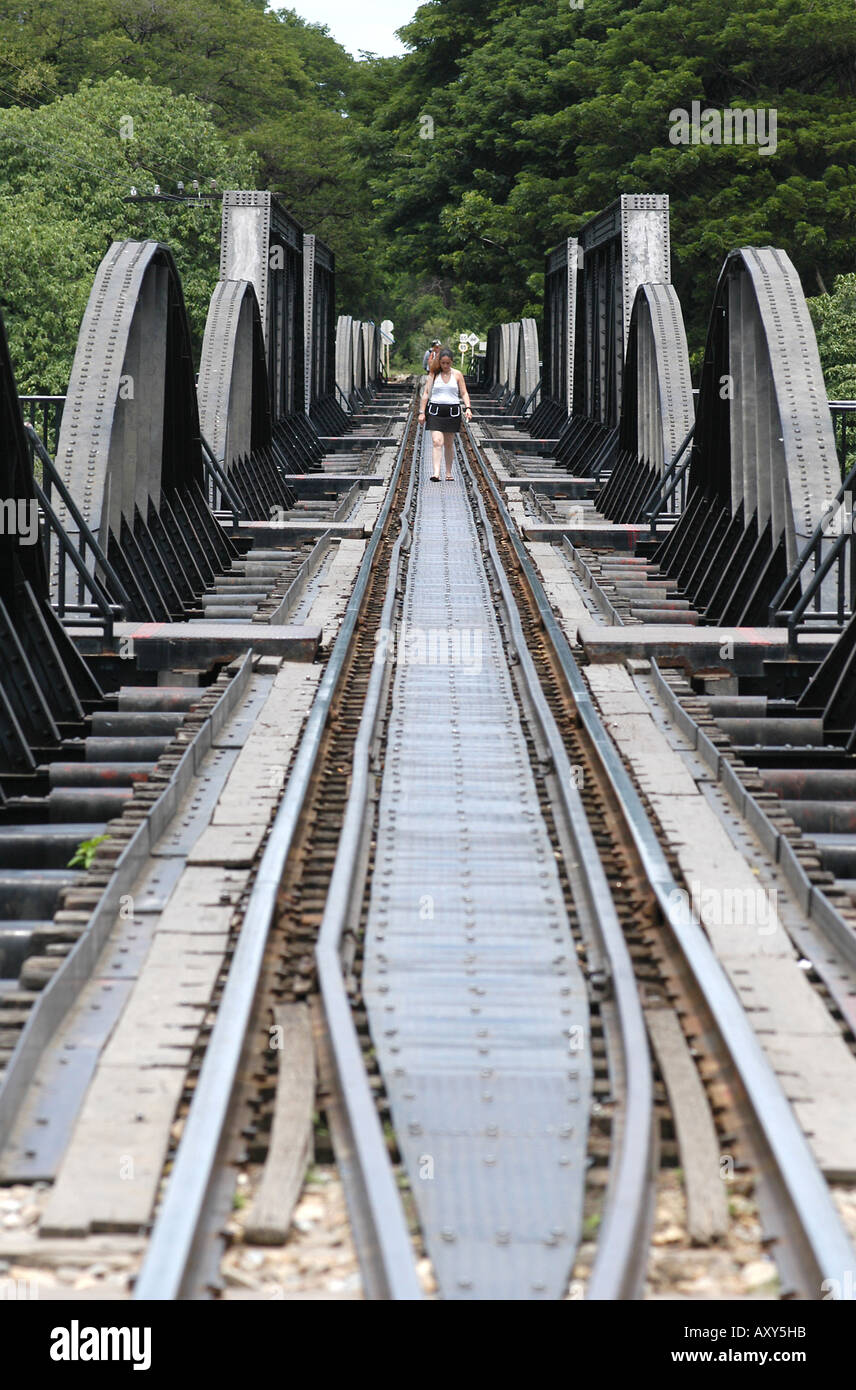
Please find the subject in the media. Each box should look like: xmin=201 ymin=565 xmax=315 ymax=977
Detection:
xmin=642 ymin=427 xmax=695 ymax=535
xmin=763 ymin=403 xmax=856 ymax=647
xmin=767 ymin=455 xmax=856 ymax=648
xmin=25 ymin=424 xmax=126 ymax=641
xmin=201 ymin=435 xmax=244 ymax=528
xmin=521 ymin=377 xmax=541 ymax=416
xmin=830 ymin=402 xmax=856 ymax=473
xmin=19 ymin=395 xmax=65 ymax=462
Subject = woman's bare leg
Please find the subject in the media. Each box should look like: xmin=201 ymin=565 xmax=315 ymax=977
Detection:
xmin=444 ymin=435 xmax=454 ymax=479
xmin=431 ymin=430 xmax=444 ymax=479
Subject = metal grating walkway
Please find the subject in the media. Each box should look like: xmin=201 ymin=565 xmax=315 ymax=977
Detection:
xmin=362 ymin=434 xmax=592 ymax=1299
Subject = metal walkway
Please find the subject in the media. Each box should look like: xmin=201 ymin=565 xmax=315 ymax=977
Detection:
xmin=362 ymin=433 xmax=592 ymax=1299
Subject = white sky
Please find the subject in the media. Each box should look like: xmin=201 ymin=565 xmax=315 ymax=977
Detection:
xmin=279 ymin=1 xmax=418 ymax=58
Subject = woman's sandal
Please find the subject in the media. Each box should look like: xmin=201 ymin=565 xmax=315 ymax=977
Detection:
xmin=430 ymin=475 xmax=440 ymax=482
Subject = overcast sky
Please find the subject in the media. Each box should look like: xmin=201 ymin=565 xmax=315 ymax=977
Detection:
xmin=281 ymin=1 xmax=418 ymax=58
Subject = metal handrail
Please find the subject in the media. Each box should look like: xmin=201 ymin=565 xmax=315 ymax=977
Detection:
xmin=521 ymin=377 xmax=542 ymax=415
xmin=641 ymin=426 xmax=695 ymax=534
xmin=200 ymin=434 xmax=244 ymax=527
xmin=31 ymin=477 xmax=120 ymax=640
xmin=25 ymin=425 xmax=131 ymax=633
xmin=767 ymin=455 xmax=856 ymax=633
xmin=785 ymin=533 xmax=847 ymax=630
xmin=830 ymin=401 xmax=856 ymax=470
xmin=19 ymin=394 xmax=65 ymax=458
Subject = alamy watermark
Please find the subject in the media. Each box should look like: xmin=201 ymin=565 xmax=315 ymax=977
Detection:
xmin=50 ymin=1321 xmax=151 ymax=1370
xmin=669 ymin=101 xmax=777 ymax=156
xmin=667 ymin=878 xmax=779 ymax=935
xmin=375 ymin=623 xmax=483 ymax=673
xmin=0 ymin=498 xmax=39 ymax=545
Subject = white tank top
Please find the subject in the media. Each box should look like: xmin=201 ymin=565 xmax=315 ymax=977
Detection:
xmin=429 ymin=372 xmax=461 ymax=404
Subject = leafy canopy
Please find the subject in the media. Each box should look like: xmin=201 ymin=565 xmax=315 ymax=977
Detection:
xmin=361 ymin=0 xmax=856 ymax=363
xmin=0 ymin=76 xmax=256 ymax=392
xmin=1 ymin=0 xmax=856 ymax=385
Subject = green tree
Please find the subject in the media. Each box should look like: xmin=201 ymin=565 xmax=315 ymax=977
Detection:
xmin=362 ymin=0 xmax=856 ymax=356
xmin=808 ymin=275 xmax=856 ymax=400
xmin=0 ymin=76 xmax=256 ymax=391
xmin=0 ymin=0 xmax=378 ymax=313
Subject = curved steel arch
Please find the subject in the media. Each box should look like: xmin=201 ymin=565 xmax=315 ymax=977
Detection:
xmin=655 ymin=247 xmax=839 ymax=622
xmin=361 ymin=322 xmax=380 ymax=385
xmin=198 ymin=278 xmax=271 ymax=471
xmin=622 ymin=283 xmax=694 ymax=473
xmin=56 ymin=240 xmax=202 ymax=546
xmin=55 ymin=240 xmax=236 ymax=621
xmin=516 ymin=318 xmax=540 ymax=403
xmin=351 ymin=320 xmax=365 ymax=392
xmin=693 ymin=247 xmax=837 ymax=567
xmin=336 ymin=314 xmax=354 ymax=400
xmin=598 ymin=283 xmax=694 ymax=523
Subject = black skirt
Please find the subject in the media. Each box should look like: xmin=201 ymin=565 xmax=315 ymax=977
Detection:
xmin=426 ymin=401 xmax=462 ymax=433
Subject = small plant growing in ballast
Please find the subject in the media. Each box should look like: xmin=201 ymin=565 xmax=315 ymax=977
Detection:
xmin=68 ymin=834 xmax=110 ymax=869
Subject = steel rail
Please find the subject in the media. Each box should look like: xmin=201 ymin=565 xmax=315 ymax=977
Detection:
xmin=315 ymin=419 xmax=653 ymax=1301
xmin=133 ymin=397 xmax=417 ymax=1301
xmin=313 ymin=424 xmax=422 ymax=1301
xmin=457 ymin=433 xmax=656 ymax=1301
xmin=464 ymin=421 xmax=856 ymax=1300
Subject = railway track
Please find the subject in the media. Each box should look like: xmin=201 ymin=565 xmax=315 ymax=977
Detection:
xmin=460 ymin=418 xmax=856 ymax=1299
xmin=1 ymin=183 xmax=853 ymax=1310
xmin=132 ymin=386 xmax=418 ymax=1298
xmin=2 ymin=383 xmax=851 ymax=1302
xmin=132 ymin=392 xmax=855 ymax=1300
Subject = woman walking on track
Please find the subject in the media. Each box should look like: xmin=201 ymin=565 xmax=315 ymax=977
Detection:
xmin=419 ymin=347 xmax=472 ymax=481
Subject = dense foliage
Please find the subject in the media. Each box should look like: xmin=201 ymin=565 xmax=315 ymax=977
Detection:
xmin=0 ymin=77 xmax=255 ymax=391
xmin=365 ymin=0 xmax=856 ymax=363
xmin=0 ymin=0 xmax=854 ymax=382
xmin=0 ymin=0 xmax=377 ymax=386
xmin=809 ymin=275 xmax=856 ymax=401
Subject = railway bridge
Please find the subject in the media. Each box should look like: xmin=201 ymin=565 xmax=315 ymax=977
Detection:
xmin=1 ymin=188 xmax=855 ymax=1307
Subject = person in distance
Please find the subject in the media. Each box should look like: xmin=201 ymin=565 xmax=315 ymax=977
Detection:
xmin=422 ymin=338 xmax=442 ymax=372
xmin=419 ymin=346 xmax=473 ymax=482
